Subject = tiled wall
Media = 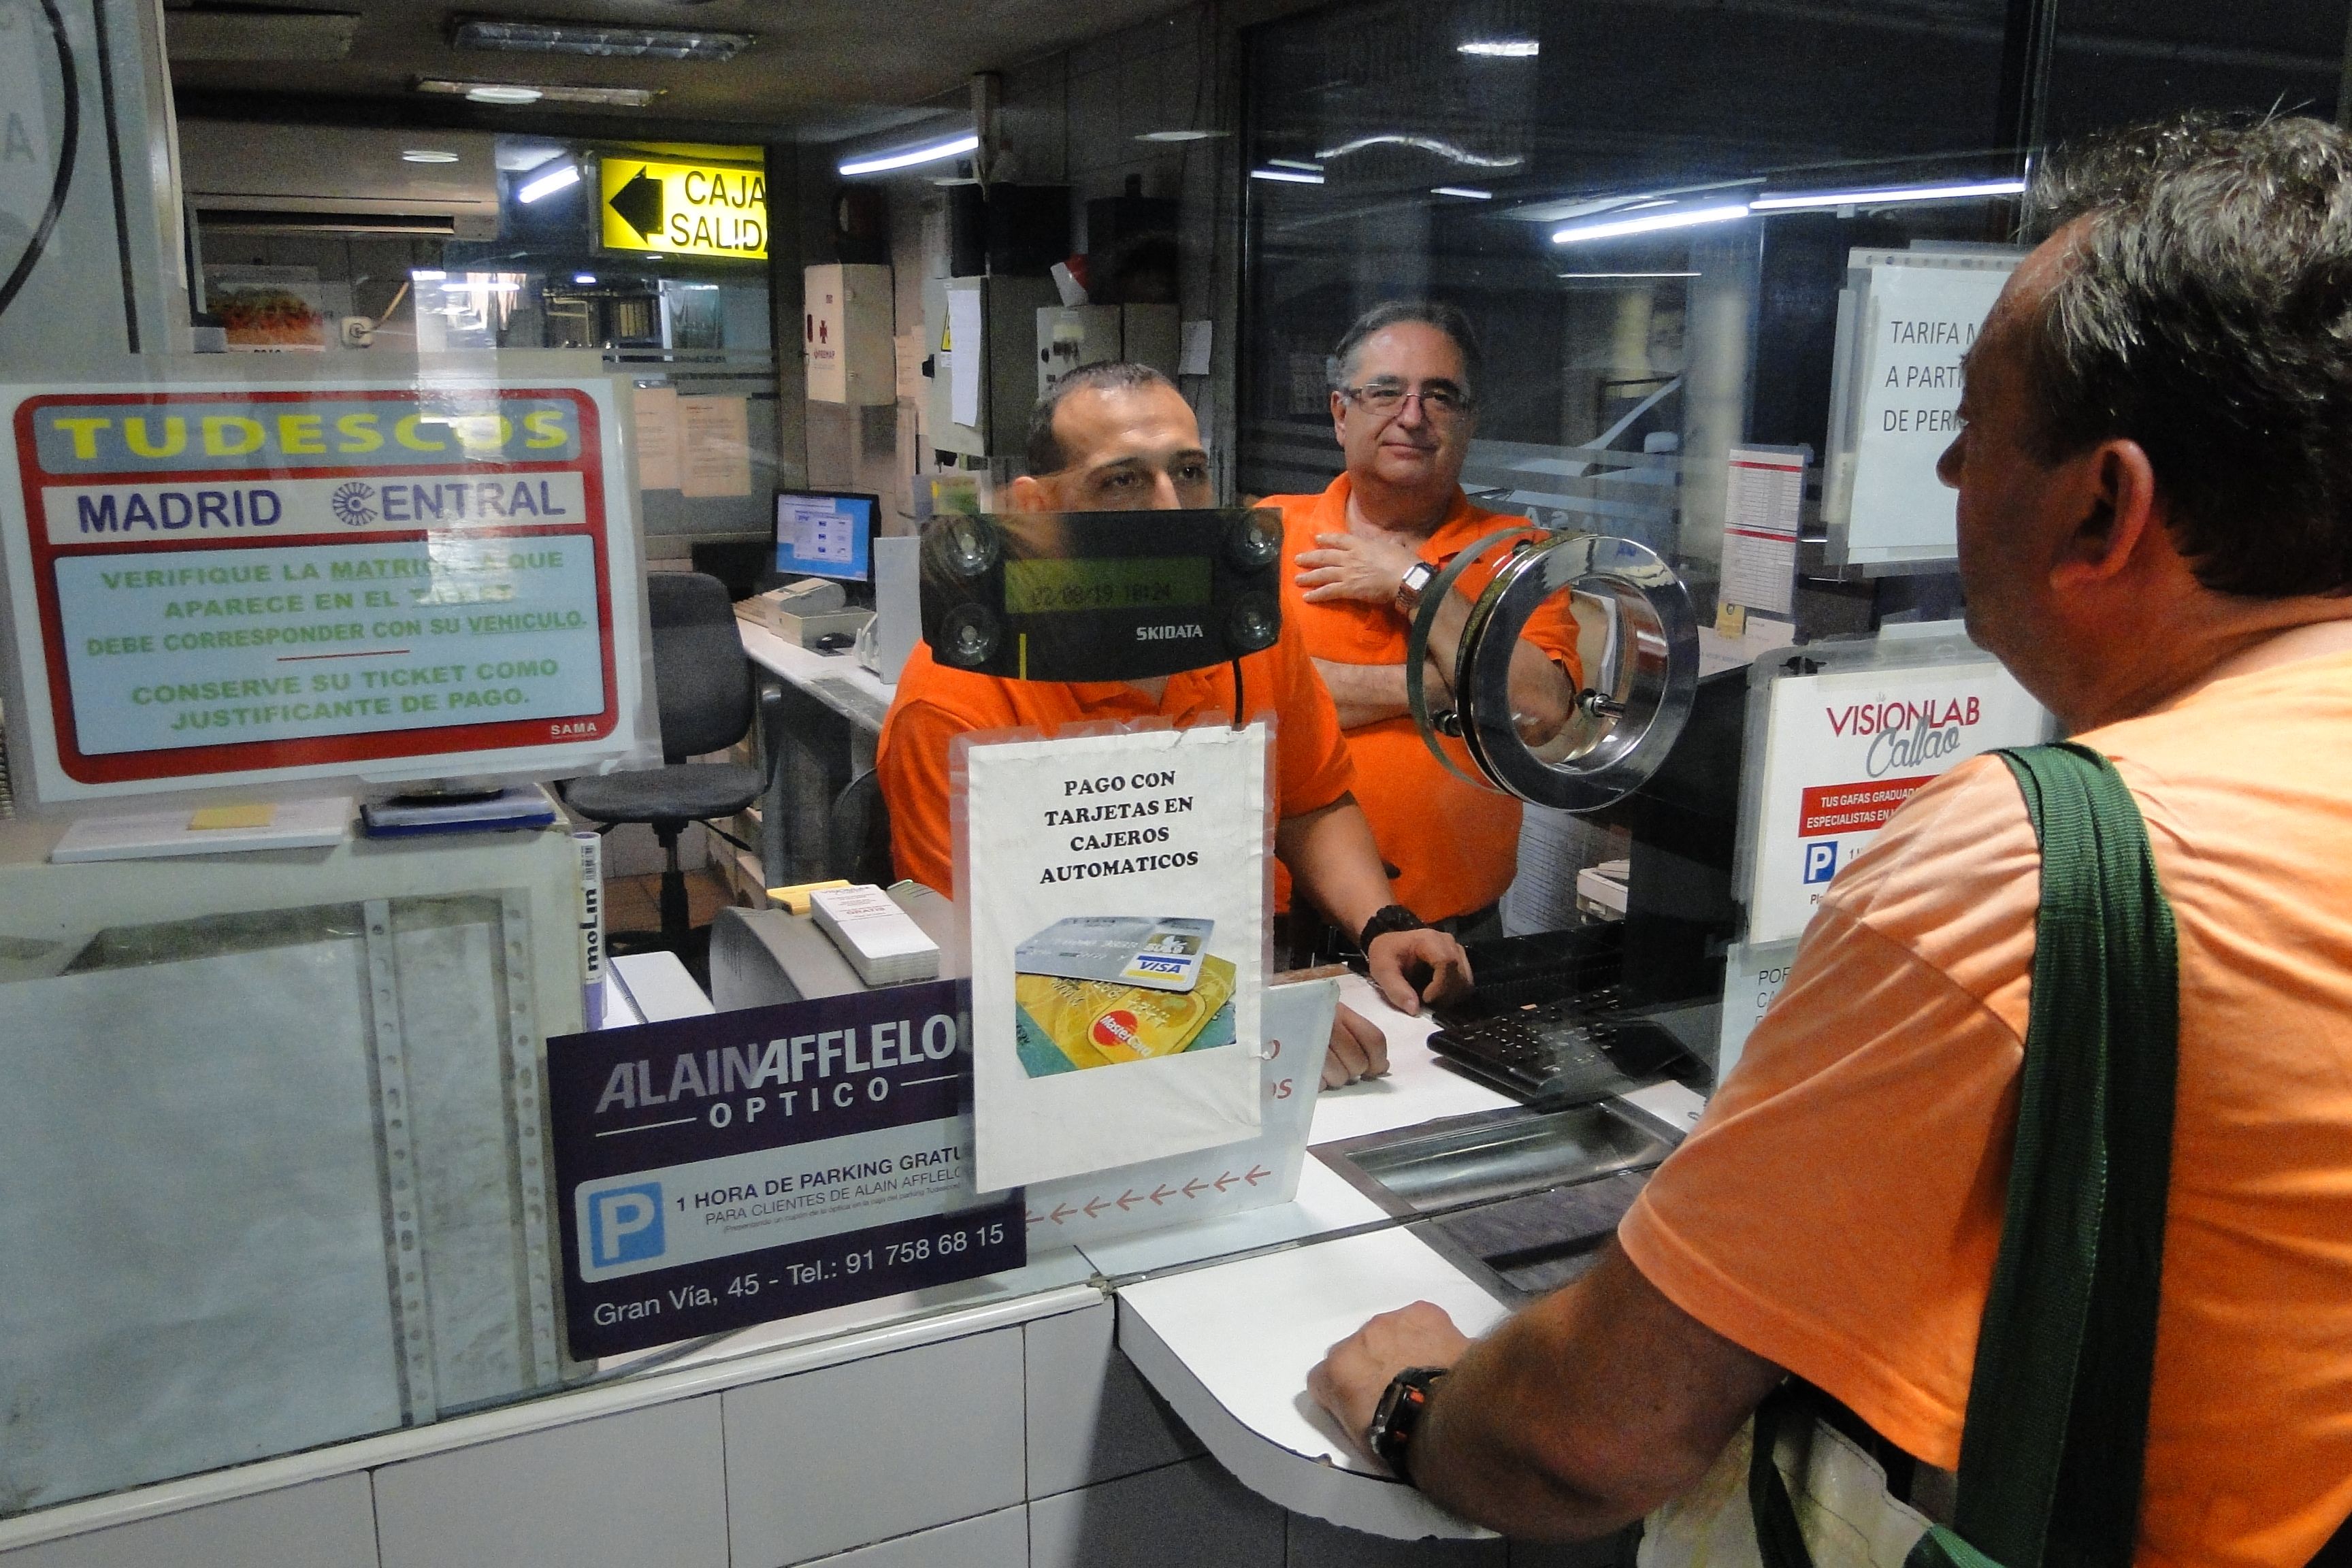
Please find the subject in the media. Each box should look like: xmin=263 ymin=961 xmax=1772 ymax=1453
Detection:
xmin=0 ymin=1299 xmax=1629 ymax=1568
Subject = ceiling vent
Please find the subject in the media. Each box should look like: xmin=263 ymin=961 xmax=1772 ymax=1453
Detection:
xmin=165 ymin=8 xmax=359 ymax=62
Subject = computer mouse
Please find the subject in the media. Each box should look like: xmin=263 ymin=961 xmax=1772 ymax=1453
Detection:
xmin=812 ymin=632 xmax=855 ymax=653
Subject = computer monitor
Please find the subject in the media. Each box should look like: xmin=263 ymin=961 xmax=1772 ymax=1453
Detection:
xmin=774 ymin=490 xmax=878 ymax=585
xmin=1608 ymin=666 xmax=1750 ymax=1007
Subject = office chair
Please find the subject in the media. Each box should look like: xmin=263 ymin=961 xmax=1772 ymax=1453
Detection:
xmin=828 ymin=769 xmax=896 ymax=887
xmin=563 ymin=572 xmax=766 ymax=956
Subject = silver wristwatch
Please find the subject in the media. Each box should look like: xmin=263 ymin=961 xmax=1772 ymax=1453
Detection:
xmin=1394 ymin=560 xmax=1438 ymax=615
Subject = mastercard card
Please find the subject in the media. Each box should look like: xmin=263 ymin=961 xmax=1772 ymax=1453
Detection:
xmin=1014 ymin=916 xmax=1214 ymax=994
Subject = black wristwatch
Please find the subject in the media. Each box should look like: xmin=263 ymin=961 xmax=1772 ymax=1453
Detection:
xmin=1358 ymin=904 xmax=1428 ymax=954
xmin=1368 ymin=1365 xmax=1450 ymax=1481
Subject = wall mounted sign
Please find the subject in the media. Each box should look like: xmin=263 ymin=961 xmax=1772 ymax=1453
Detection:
xmin=960 ymin=721 xmax=1269 ymax=1193
xmin=548 ymin=978 xmax=1022 ymax=1360
xmin=599 ymin=155 xmax=767 ymax=261
xmin=0 ymin=378 xmax=653 ymax=804
xmin=1744 ymin=654 xmax=2044 ymax=945
xmin=1823 ymin=249 xmax=2023 ymax=570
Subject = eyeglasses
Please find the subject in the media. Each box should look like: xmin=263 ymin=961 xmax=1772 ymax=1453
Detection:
xmin=1337 ymin=382 xmax=1475 ymax=420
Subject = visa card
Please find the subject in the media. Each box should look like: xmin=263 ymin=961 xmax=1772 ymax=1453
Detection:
xmin=1014 ymin=916 xmax=1215 ymax=994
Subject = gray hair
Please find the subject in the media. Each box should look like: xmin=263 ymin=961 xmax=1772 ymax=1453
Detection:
xmin=1326 ymin=299 xmax=1484 ymax=402
xmin=1025 ymin=361 xmax=1179 ymax=474
xmin=2020 ymin=113 xmax=2352 ymax=598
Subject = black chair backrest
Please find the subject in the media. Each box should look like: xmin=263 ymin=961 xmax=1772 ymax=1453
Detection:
xmin=829 ymin=768 xmax=896 ymax=887
xmin=650 ymin=572 xmax=754 ymax=763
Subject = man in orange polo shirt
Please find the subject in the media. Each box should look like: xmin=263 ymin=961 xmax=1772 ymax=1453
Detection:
xmin=1308 ymin=117 xmax=2352 ymax=1565
xmin=879 ymin=363 xmax=1473 ymax=1088
xmin=1267 ymin=301 xmax=1582 ymax=934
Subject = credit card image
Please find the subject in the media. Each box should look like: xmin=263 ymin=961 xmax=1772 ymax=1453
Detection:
xmin=1014 ymin=915 xmax=1215 ymax=994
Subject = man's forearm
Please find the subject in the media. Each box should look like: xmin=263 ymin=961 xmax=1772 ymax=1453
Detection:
xmin=1407 ymin=1247 xmax=1782 ymax=1539
xmin=1274 ymin=794 xmax=1397 ymax=938
xmin=1313 ymin=657 xmax=1454 ymax=731
xmin=1313 ymin=658 xmax=1412 ymax=730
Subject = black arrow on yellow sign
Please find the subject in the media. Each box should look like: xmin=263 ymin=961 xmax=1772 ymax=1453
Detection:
xmin=608 ymin=167 xmax=663 ymax=242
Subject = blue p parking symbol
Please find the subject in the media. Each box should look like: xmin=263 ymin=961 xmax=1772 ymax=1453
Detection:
xmin=589 ymin=1183 xmax=665 ymax=1266
xmin=1802 ymin=841 xmax=1839 ymax=885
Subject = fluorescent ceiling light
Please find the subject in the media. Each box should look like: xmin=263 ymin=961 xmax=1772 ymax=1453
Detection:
xmin=838 ymin=132 xmax=979 ymax=177
xmin=516 ymin=163 xmax=579 ymax=203
xmin=1553 ymin=203 xmax=1750 ymax=244
xmin=572 ymin=273 xmax=598 ymax=284
xmin=1251 ymin=167 xmax=1324 ymax=184
xmin=402 ymin=148 xmax=460 ymax=164
xmin=1137 ymin=129 xmax=1219 ymax=142
xmin=1319 ymin=133 xmax=1522 ymax=169
xmin=415 ymin=78 xmax=662 ymax=107
xmin=1317 ymin=133 xmax=1514 ymax=170
xmin=1557 ymin=270 xmax=1701 ymax=278
xmin=411 ymin=269 xmax=447 ymax=281
xmin=451 ymin=16 xmax=753 ymax=60
xmin=1433 ymin=186 xmax=1492 ymax=199
xmin=1748 ymin=177 xmax=2027 ymax=211
xmin=1458 ymin=39 xmax=1538 ymax=56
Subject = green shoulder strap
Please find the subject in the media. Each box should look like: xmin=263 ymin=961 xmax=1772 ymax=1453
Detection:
xmin=1753 ymin=742 xmax=2179 ymax=1568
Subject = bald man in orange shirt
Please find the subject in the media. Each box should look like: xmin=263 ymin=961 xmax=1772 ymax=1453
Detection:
xmin=1309 ymin=117 xmax=2352 ymax=1566
xmin=879 ymin=363 xmax=1473 ymax=1089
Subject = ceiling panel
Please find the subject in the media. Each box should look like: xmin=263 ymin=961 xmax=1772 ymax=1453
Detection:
xmin=164 ymin=0 xmax=1198 ymax=136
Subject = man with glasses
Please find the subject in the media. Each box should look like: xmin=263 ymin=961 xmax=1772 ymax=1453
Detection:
xmin=1267 ymin=302 xmax=1584 ymax=943
xmin=877 ymin=362 xmax=1473 ymax=1086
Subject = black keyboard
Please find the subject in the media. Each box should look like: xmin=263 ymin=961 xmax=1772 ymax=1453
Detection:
xmin=1431 ymin=990 xmax=1695 ymax=1106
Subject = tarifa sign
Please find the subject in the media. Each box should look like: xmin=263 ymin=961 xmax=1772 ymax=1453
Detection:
xmin=600 ymin=154 xmax=767 ymax=261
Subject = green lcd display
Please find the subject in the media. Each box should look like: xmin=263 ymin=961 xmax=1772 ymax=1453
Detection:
xmin=1002 ymin=555 xmax=1214 ymax=615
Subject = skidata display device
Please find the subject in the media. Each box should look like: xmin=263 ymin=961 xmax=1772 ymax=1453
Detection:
xmin=919 ymin=508 xmax=1281 ymax=683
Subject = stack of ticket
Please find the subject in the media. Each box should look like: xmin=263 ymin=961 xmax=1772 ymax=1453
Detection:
xmin=810 ymin=883 xmax=941 ymax=987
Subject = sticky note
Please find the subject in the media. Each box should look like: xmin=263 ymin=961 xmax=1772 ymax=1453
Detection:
xmin=189 ymin=804 xmax=278 ymax=830
xmin=768 ymin=878 xmax=851 ymax=915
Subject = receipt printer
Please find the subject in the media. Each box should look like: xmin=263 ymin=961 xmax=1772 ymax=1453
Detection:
xmin=708 ymin=885 xmax=966 ymax=1010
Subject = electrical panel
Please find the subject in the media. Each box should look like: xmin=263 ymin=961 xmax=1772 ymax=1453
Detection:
xmin=924 ymin=274 xmax=1058 ymax=459
xmin=805 ymin=263 xmax=894 ymax=406
xmin=1034 ymin=304 xmax=1183 ymax=399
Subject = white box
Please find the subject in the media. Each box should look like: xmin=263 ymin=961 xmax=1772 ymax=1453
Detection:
xmin=806 ymin=263 xmax=895 ymax=406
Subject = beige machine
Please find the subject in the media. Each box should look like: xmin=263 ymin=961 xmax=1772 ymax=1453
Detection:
xmin=0 ymin=814 xmax=588 ymax=1512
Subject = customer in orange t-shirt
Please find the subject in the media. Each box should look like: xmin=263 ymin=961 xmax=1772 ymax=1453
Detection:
xmin=1305 ymin=117 xmax=2352 ymax=1566
xmin=1266 ymin=301 xmax=1582 ymax=931
xmin=878 ymin=363 xmax=1472 ymax=1088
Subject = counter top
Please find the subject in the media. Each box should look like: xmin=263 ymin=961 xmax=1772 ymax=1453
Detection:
xmin=736 ymin=618 xmax=894 ymax=731
xmin=1111 ymin=970 xmax=1707 ymax=1540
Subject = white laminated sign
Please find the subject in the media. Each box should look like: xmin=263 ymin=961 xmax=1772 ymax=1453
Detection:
xmin=0 ymin=378 xmax=654 ymax=804
xmin=1746 ymin=655 xmax=2046 ymax=946
xmin=960 ymin=721 xmax=1269 ymax=1192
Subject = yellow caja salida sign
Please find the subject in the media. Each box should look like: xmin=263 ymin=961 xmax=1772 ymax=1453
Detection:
xmin=599 ymin=156 xmax=767 ymax=261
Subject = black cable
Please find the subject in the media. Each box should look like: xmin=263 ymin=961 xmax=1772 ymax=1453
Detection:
xmin=1230 ymin=656 xmax=1245 ymax=728
xmin=0 ymin=0 xmax=82 ymax=327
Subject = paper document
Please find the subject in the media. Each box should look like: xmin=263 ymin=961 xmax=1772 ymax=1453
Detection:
xmin=1178 ymin=320 xmax=1213 ymax=376
xmin=632 ymin=386 xmax=681 ymax=489
xmin=1720 ymin=447 xmax=1806 ymax=616
xmin=947 ymin=288 xmax=984 ymax=427
xmin=679 ymin=395 xmax=751 ymax=498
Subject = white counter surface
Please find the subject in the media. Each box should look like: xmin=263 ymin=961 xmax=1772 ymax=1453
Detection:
xmin=1118 ymin=1225 xmax=1509 ymax=1539
xmin=736 ymin=618 xmax=894 ymax=730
